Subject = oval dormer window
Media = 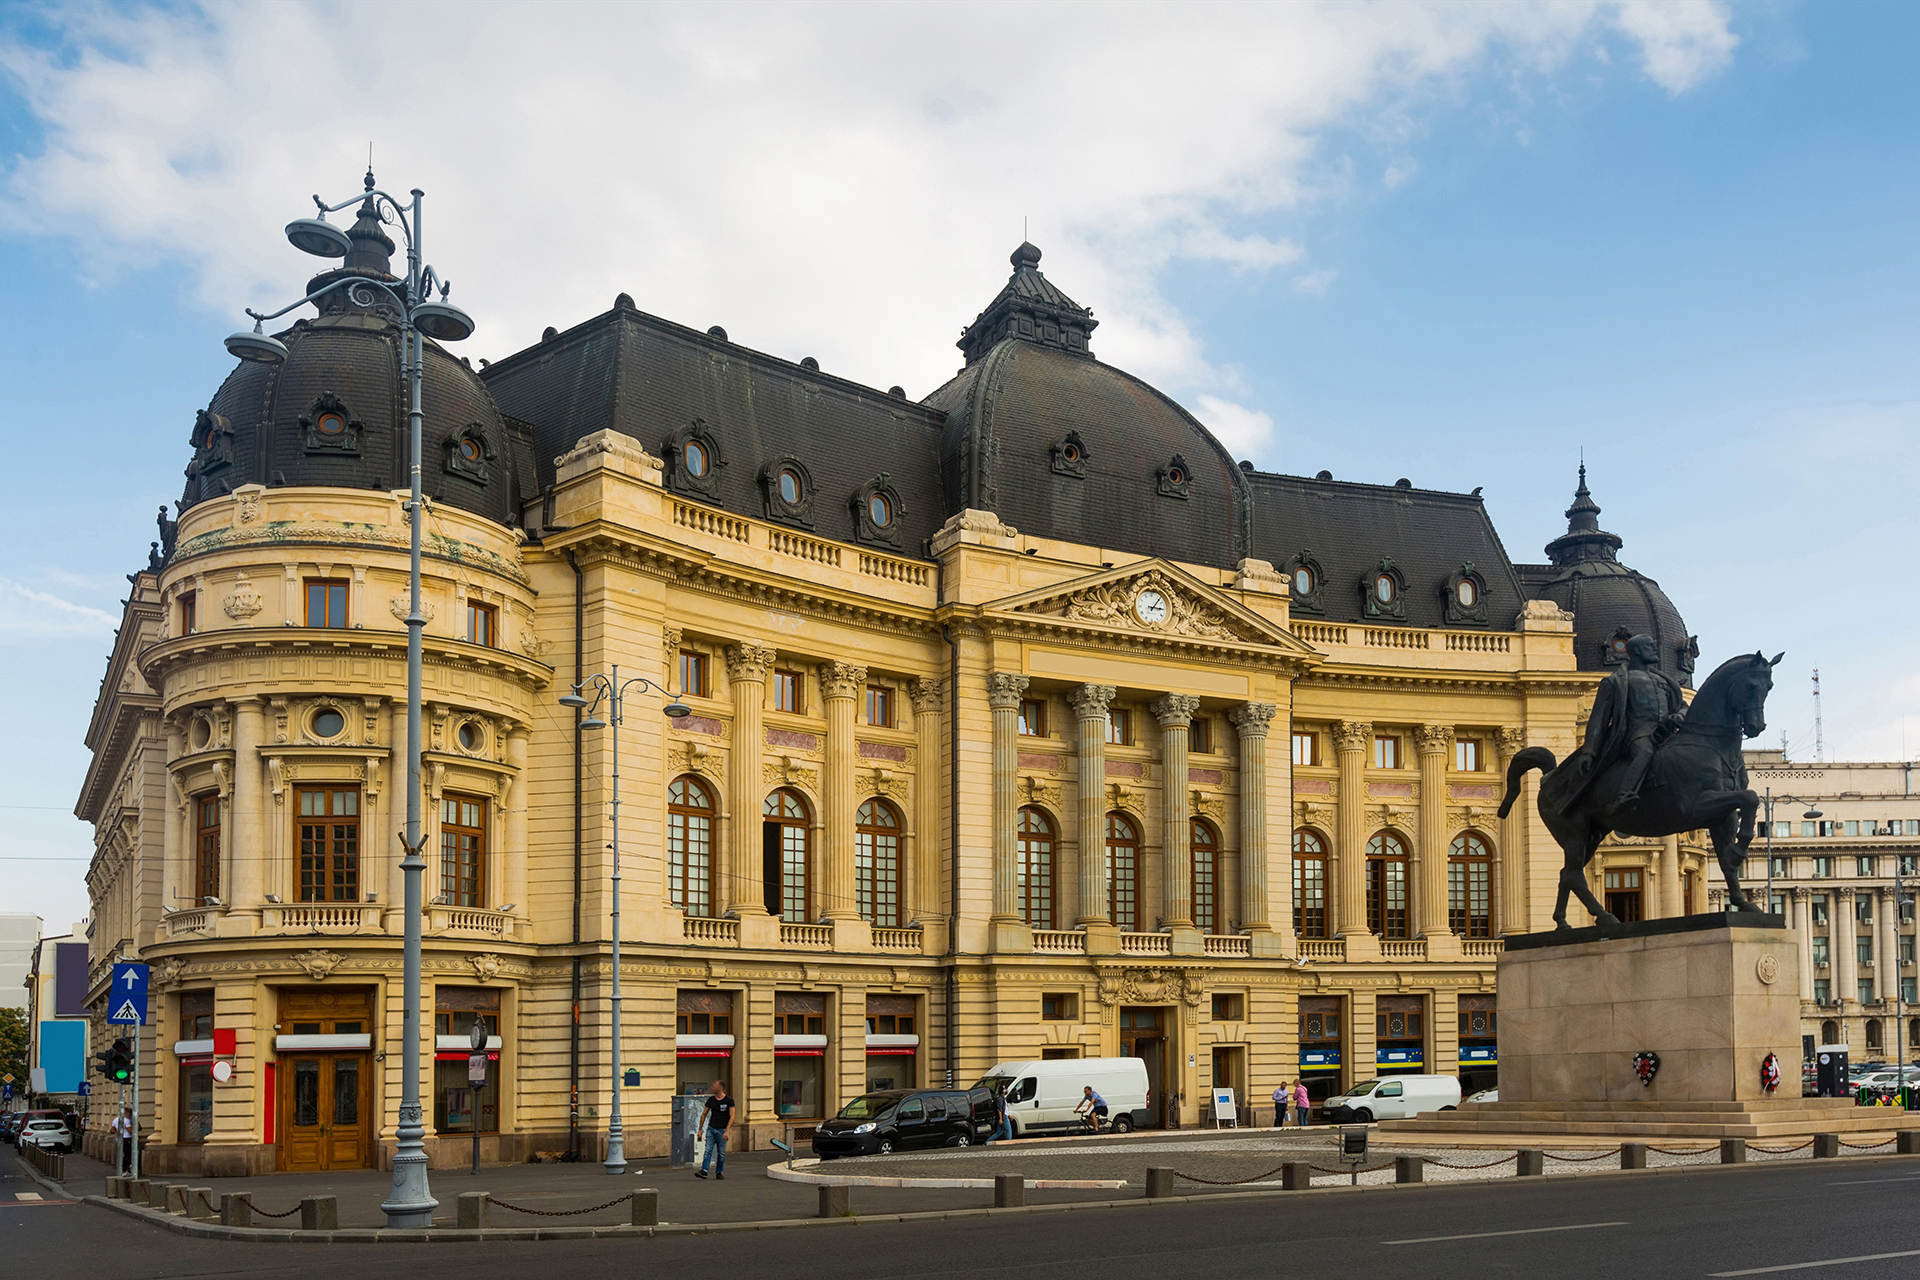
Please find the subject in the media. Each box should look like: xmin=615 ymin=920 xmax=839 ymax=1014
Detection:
xmin=1456 ymin=579 xmax=1478 ymax=607
xmin=684 ymin=440 xmax=708 ymax=478
xmin=1374 ymin=574 xmax=1396 ymax=605
xmin=313 ymin=708 xmax=346 ymax=739
xmin=1293 ymin=565 xmax=1315 ymax=596
xmin=316 ymin=411 xmax=347 ymax=437
xmin=1061 ymin=441 xmax=1081 ymax=464
xmin=459 ymin=437 xmax=482 ymax=463
xmin=1166 ymin=464 xmax=1187 ymax=486
xmin=869 ymin=493 xmax=892 ymax=528
xmin=779 ymin=468 xmax=803 ymax=505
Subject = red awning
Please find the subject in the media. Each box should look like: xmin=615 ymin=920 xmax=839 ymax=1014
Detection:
xmin=675 ymin=1049 xmax=732 ymax=1059
xmin=434 ymin=1051 xmax=502 ymax=1063
xmin=864 ymin=1047 xmax=916 ymax=1056
xmin=774 ymin=1048 xmax=825 ymax=1057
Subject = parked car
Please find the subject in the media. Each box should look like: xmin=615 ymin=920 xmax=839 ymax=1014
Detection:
xmin=974 ymin=1057 xmax=1152 ymax=1137
xmin=1322 ymin=1074 xmax=1462 ymax=1123
xmin=1463 ymin=1087 xmax=1498 ymax=1105
xmin=18 ymin=1118 xmax=74 ymax=1155
xmin=811 ymin=1088 xmax=986 ymax=1158
xmin=6 ymin=1110 xmax=62 ymax=1146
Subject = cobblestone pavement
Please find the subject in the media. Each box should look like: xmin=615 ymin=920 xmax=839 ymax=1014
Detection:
xmin=819 ymin=1131 xmax=1906 ymax=1190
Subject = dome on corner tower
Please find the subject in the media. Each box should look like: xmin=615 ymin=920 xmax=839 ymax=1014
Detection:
xmin=923 ymin=243 xmax=1248 ymax=569
xmin=179 ymin=178 xmax=528 ymax=526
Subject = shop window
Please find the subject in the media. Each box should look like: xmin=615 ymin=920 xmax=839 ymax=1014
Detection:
xmin=434 ymin=987 xmax=502 ymax=1135
xmin=773 ymin=670 xmax=801 ymax=714
xmin=763 ymin=789 xmax=811 ymax=921
xmin=678 ymin=650 xmax=709 ymax=699
xmin=1192 ymin=819 xmax=1219 ymax=934
xmin=466 ymin=602 xmax=495 ymax=647
xmin=865 ymin=1012 xmax=915 ymax=1035
xmin=1377 ymin=1002 xmax=1424 ymax=1040
xmin=855 ymin=799 xmax=903 ymax=928
xmin=1018 ymin=699 xmax=1046 ymax=737
xmin=1293 ymin=830 xmax=1328 ymax=939
xmin=668 ymin=776 xmax=715 ymax=918
xmin=1604 ymin=869 xmax=1643 ymax=923
xmin=774 ymin=1012 xmax=827 ymax=1036
xmin=194 ymin=794 xmax=221 ymax=904
xmin=774 ymin=993 xmax=828 ymax=1120
xmin=1366 ymin=832 xmax=1410 ymax=938
xmin=439 ymin=794 xmax=486 ymax=908
xmin=1458 ymin=996 xmax=1497 ymax=1039
xmin=865 ymin=684 xmax=893 ymax=728
xmin=1041 ymin=993 xmax=1078 ymax=1021
xmin=304 ymin=579 xmax=348 ymax=629
xmin=865 ymin=993 xmax=917 ymax=1091
xmin=1292 ymin=731 xmax=1318 ymax=767
xmin=1107 ymin=812 xmax=1140 ymax=932
xmin=296 ymin=787 xmax=360 ymax=902
xmin=1373 ymin=735 xmax=1400 ymax=769
xmin=1210 ymin=993 xmax=1244 ymax=1022
xmin=176 ymin=990 xmax=216 ymax=1145
xmin=676 ymin=1009 xmax=733 ymax=1035
xmin=1447 ymin=833 xmax=1492 ymax=939
xmin=676 ymin=990 xmax=736 ymax=1097
xmin=1017 ymin=807 xmax=1055 ymax=930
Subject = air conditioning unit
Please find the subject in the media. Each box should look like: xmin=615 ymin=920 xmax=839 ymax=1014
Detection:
xmin=1815 ymin=961 xmax=1830 ymax=970
xmin=1862 ymin=959 xmax=1875 ymax=969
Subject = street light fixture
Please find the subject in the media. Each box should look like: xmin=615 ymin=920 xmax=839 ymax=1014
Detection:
xmin=229 ymin=168 xmax=473 ymax=1229
xmin=1758 ymin=790 xmax=1822 ymax=910
xmin=559 ymin=665 xmax=687 ymax=1173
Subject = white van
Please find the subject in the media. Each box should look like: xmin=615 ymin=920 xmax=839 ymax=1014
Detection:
xmin=976 ymin=1057 xmax=1152 ymax=1136
xmin=1322 ymin=1074 xmax=1461 ymax=1123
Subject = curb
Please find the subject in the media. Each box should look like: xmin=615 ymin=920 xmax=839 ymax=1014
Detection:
xmin=77 ymin=1149 xmax=1920 ymax=1244
xmin=766 ymin=1158 xmax=1125 ymax=1190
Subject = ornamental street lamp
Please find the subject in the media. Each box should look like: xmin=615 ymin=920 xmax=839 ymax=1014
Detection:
xmin=559 ymin=668 xmax=689 ymax=1173
xmin=229 ymin=170 xmax=474 ymax=1228
xmin=1758 ymin=790 xmax=1822 ymax=909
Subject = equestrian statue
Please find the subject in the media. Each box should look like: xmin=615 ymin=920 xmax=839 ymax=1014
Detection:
xmin=1497 ymin=635 xmax=1782 ymax=930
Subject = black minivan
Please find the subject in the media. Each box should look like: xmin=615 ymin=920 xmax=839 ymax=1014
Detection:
xmin=811 ymin=1088 xmax=991 ymax=1157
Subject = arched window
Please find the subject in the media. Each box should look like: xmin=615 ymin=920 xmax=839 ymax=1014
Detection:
xmin=1017 ymin=807 xmax=1055 ymax=930
xmin=856 ymin=799 xmax=902 ymax=928
xmin=1867 ymin=1020 xmax=1884 ymax=1051
xmin=668 ymin=776 xmax=714 ymax=917
xmin=1448 ymin=833 xmax=1493 ymax=939
xmin=1293 ymin=830 xmax=1328 ymax=940
xmin=763 ymin=789 xmax=811 ymax=922
xmin=1191 ymin=819 xmax=1220 ymax=934
xmin=1108 ymin=813 xmax=1140 ymax=933
xmin=1366 ymin=832 xmax=1410 ymax=939
xmin=1821 ymin=1019 xmax=1839 ymax=1045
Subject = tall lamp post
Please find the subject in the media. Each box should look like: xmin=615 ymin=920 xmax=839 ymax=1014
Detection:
xmin=226 ymin=171 xmax=475 ymax=1228
xmin=1759 ymin=790 xmax=1822 ymax=909
xmin=558 ymin=666 xmax=689 ymax=1172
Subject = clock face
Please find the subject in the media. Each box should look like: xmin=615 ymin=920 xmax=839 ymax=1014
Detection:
xmin=1134 ymin=590 xmax=1169 ymax=625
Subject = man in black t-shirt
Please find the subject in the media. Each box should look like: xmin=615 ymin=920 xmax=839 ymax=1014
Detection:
xmin=694 ymin=1081 xmax=734 ymax=1180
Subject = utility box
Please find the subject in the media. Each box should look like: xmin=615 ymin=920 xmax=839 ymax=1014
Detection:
xmin=670 ymin=1094 xmax=705 ymax=1167
xmin=1814 ymin=1044 xmax=1849 ymax=1098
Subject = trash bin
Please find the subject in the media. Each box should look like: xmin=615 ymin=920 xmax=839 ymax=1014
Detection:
xmin=1814 ymin=1044 xmax=1849 ymax=1098
xmin=670 ymin=1094 xmax=705 ymax=1167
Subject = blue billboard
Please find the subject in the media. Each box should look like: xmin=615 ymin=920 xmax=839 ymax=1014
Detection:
xmin=37 ymin=1020 xmax=85 ymax=1095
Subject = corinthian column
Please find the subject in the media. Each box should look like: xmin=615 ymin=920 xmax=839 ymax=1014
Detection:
xmin=1153 ymin=695 xmax=1200 ymax=936
xmin=1494 ymin=727 xmax=1528 ymax=935
xmin=909 ymin=678 xmax=944 ymax=939
xmin=1794 ymin=888 xmax=1815 ymax=1001
xmin=229 ymin=696 xmax=266 ymax=923
xmin=1414 ymin=725 xmax=1453 ymax=940
xmin=1834 ymin=890 xmax=1857 ymax=1006
xmin=1229 ymin=703 xmax=1279 ymax=950
xmin=1333 ymin=720 xmax=1372 ymax=941
xmin=987 ymin=672 xmax=1030 ymax=924
xmin=819 ymin=661 xmax=866 ymax=923
xmin=725 ymin=641 xmax=778 ymax=917
xmin=1070 ymin=684 xmax=1116 ymax=927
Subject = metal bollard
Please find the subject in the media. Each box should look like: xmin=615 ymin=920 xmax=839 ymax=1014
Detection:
xmin=1898 ymin=1131 xmax=1920 ymax=1156
xmin=220 ymin=1193 xmax=253 ymax=1227
xmin=299 ymin=1195 xmax=339 ymax=1231
xmin=630 ymin=1189 xmax=659 ymax=1227
xmin=1813 ymin=1134 xmax=1839 ymax=1159
xmin=1620 ymin=1143 xmax=1647 ymax=1170
xmin=818 ymin=1185 xmax=851 ymax=1218
xmin=1395 ymin=1156 xmax=1423 ymax=1184
xmin=1720 ymin=1139 xmax=1747 ymax=1164
xmin=187 ymin=1188 xmax=217 ymax=1222
xmin=1145 ymin=1168 xmax=1176 ymax=1199
xmin=994 ymin=1174 xmax=1025 ymax=1208
xmin=1282 ymin=1162 xmax=1311 ymax=1191
xmin=1517 ymin=1149 xmax=1545 ymax=1176
xmin=456 ymin=1191 xmax=489 ymax=1230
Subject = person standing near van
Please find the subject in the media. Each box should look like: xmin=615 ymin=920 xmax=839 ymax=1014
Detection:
xmin=694 ymin=1081 xmax=733 ymax=1180
xmin=1293 ymin=1080 xmax=1311 ymax=1127
xmin=986 ymin=1087 xmax=1013 ymax=1144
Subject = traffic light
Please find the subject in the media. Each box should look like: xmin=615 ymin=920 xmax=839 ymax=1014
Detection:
xmin=106 ymin=1038 xmax=133 ymax=1084
xmin=92 ymin=1047 xmax=116 ymax=1079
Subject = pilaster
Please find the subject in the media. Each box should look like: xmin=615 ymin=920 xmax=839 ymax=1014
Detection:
xmin=988 ymin=671 xmax=1030 ymax=952
xmin=1153 ymin=694 xmax=1199 ymax=946
xmin=820 ymin=661 xmax=866 ymax=922
xmin=1414 ymin=724 xmax=1453 ymax=951
xmin=1332 ymin=719 xmax=1378 ymax=960
xmin=725 ymin=640 xmax=777 ymax=918
xmin=1070 ymin=683 xmax=1116 ymax=929
xmin=1495 ymin=727 xmax=1529 ymax=936
xmin=1229 ymin=702 xmax=1282 ymax=955
xmin=909 ymin=677 xmax=946 ymax=952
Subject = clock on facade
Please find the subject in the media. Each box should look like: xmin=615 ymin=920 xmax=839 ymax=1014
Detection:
xmin=1134 ymin=589 xmax=1169 ymax=625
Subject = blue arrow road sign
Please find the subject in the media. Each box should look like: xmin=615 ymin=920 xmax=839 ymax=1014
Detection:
xmin=108 ymin=962 xmax=150 ymax=1025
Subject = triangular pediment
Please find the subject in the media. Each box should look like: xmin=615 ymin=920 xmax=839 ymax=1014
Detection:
xmin=984 ymin=560 xmax=1313 ymax=652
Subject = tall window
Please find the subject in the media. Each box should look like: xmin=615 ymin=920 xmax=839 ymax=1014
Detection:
xmin=773 ymin=670 xmax=801 ymax=713
xmin=1018 ymin=699 xmax=1047 ymax=737
xmin=305 ymin=579 xmax=348 ymax=629
xmin=1017 ymin=807 xmax=1054 ymax=930
xmin=1454 ymin=739 xmax=1480 ymax=772
xmin=1107 ymin=813 xmax=1140 ymax=932
xmin=865 ymin=685 xmax=893 ymax=727
xmin=194 ymin=794 xmax=221 ymax=903
xmin=679 ymin=650 xmax=708 ymax=698
xmin=179 ymin=591 xmax=198 ymax=637
xmin=1192 ymin=820 xmax=1219 ymax=934
xmin=855 ymin=799 xmax=902 ymax=928
xmin=1293 ymin=830 xmax=1328 ymax=939
xmin=297 ymin=787 xmax=360 ymax=902
xmin=763 ymin=789 xmax=810 ymax=922
xmin=1372 ymin=735 xmax=1400 ymax=769
xmin=439 ymin=794 xmax=486 ymax=908
xmin=1604 ymin=868 xmax=1643 ymax=923
xmin=1292 ymin=732 xmax=1317 ymax=766
xmin=1189 ymin=717 xmax=1212 ymax=754
xmin=1106 ymin=709 xmax=1131 ymax=746
xmin=1365 ymin=832 xmax=1409 ymax=938
xmin=1447 ymin=833 xmax=1492 ymax=938
xmin=668 ymin=777 xmax=714 ymax=917
xmin=466 ymin=602 xmax=496 ymax=647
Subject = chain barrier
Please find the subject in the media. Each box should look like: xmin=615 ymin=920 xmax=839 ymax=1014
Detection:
xmin=483 ymin=1193 xmax=635 ymax=1218
xmin=1543 ymin=1149 xmax=1622 ymax=1163
xmin=251 ymin=1202 xmax=303 ymax=1219
xmin=196 ymin=1190 xmax=219 ymax=1215
xmin=1838 ymin=1138 xmax=1896 ymax=1151
xmin=1644 ymin=1145 xmax=1717 ymax=1157
xmin=1746 ymin=1141 xmax=1815 ymax=1155
xmin=1419 ymin=1153 xmax=1520 ymax=1170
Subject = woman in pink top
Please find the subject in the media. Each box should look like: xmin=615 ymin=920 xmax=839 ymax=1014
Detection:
xmin=1294 ymin=1080 xmax=1311 ymax=1127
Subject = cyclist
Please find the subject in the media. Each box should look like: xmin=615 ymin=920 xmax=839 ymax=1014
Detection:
xmin=1076 ymin=1085 xmax=1109 ymax=1135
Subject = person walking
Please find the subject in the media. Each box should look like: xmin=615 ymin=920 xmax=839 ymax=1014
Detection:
xmin=112 ymin=1107 xmax=134 ymax=1173
xmin=1271 ymin=1082 xmax=1290 ymax=1128
xmin=1293 ymin=1080 xmax=1311 ymax=1128
xmin=693 ymin=1080 xmax=734 ymax=1180
xmin=986 ymin=1087 xmax=1014 ymax=1144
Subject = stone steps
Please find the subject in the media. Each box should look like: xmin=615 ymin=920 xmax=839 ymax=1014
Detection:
xmin=1383 ymin=1100 xmax=1920 ymax=1139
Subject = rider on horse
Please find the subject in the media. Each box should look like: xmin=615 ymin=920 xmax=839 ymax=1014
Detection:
xmin=1571 ymin=634 xmax=1687 ymax=810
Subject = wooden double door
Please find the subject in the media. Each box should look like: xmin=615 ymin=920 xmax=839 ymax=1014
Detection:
xmin=280 ymin=1053 xmax=371 ymax=1171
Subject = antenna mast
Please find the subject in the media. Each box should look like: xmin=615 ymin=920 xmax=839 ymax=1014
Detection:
xmin=1812 ymin=668 xmax=1824 ymax=764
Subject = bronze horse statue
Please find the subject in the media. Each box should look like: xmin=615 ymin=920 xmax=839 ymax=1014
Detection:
xmin=1498 ymin=649 xmax=1782 ymax=930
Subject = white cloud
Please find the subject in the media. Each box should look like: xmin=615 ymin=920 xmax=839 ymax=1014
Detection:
xmin=0 ymin=1 xmax=1737 ymax=410
xmin=1293 ymin=269 xmax=1339 ymax=296
xmin=0 ymin=577 xmax=118 ymax=638
xmin=1195 ymin=395 xmax=1275 ymax=460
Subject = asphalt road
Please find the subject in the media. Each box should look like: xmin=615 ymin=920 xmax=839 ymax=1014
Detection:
xmin=8 ymin=1145 xmax=1920 ymax=1279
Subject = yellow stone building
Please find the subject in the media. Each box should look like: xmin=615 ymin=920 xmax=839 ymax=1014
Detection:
xmin=77 ymin=201 xmax=1712 ymax=1175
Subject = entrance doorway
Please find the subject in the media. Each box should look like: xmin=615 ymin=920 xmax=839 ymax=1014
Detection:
xmin=1120 ymin=1007 xmax=1167 ymax=1128
xmin=280 ymin=1054 xmax=370 ymax=1171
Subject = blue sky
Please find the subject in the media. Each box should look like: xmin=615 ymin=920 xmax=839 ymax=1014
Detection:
xmin=1 ymin=1 xmax=1915 ymax=930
